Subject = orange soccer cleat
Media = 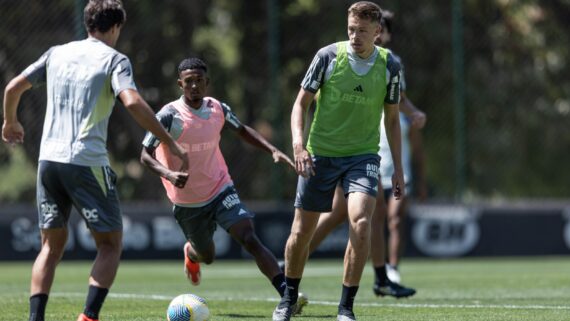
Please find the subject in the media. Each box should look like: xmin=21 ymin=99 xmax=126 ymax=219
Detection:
xmin=76 ymin=313 xmax=98 ymax=321
xmin=183 ymin=242 xmax=201 ymax=285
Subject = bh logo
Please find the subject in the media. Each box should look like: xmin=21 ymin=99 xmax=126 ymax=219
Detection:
xmin=82 ymin=208 xmax=99 ymax=223
xmin=410 ymin=205 xmax=480 ymax=257
xmin=40 ymin=202 xmax=59 ymax=224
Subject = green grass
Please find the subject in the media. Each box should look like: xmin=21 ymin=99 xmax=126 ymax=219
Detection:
xmin=1 ymin=257 xmax=569 ymax=320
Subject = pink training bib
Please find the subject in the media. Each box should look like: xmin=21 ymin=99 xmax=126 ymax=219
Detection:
xmin=155 ymin=97 xmax=233 ymax=204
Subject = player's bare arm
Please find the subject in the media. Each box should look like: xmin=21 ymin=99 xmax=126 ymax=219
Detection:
xmin=384 ymin=102 xmax=405 ymax=199
xmin=236 ymin=125 xmax=294 ymax=169
xmin=291 ymin=88 xmax=316 ymax=177
xmin=119 ymin=89 xmax=188 ymax=171
xmin=140 ymin=147 xmax=188 ymax=188
xmin=2 ymin=75 xmax=32 ymax=145
xmin=398 ymin=91 xmax=426 ymax=129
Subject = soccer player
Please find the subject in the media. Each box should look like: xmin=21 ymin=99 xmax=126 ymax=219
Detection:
xmin=140 ymin=57 xmax=307 ymax=314
xmin=374 ymin=10 xmax=428 ymax=284
xmin=273 ymin=2 xmax=404 ymax=321
xmin=307 ymin=9 xmax=424 ymax=296
xmin=1 ymin=1 xmax=187 ymax=321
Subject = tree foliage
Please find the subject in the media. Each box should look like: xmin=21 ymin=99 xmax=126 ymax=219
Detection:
xmin=1 ymin=0 xmax=568 ymax=202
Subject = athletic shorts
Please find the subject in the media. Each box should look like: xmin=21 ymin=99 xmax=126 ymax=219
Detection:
xmin=36 ymin=160 xmax=122 ymax=232
xmin=173 ymin=186 xmax=254 ymax=254
xmin=294 ymin=154 xmax=380 ymax=212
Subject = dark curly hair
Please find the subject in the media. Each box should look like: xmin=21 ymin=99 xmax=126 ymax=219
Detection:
xmin=380 ymin=9 xmax=394 ymax=34
xmin=84 ymin=0 xmax=126 ymax=33
xmin=177 ymin=58 xmax=208 ymax=75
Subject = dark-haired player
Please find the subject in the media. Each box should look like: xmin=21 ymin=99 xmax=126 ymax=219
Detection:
xmin=141 ymin=57 xmax=308 ymax=315
xmin=2 ymin=1 xmax=187 ymax=320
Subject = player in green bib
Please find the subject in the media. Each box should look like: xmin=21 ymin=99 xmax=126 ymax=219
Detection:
xmin=273 ymin=2 xmax=405 ymax=321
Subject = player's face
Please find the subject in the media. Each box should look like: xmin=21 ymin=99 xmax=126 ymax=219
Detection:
xmin=347 ymin=14 xmax=380 ymax=58
xmin=374 ymin=26 xmax=391 ymax=47
xmin=178 ymin=69 xmax=209 ymax=107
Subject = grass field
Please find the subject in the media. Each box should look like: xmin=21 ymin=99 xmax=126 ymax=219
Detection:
xmin=0 ymin=257 xmax=569 ymax=321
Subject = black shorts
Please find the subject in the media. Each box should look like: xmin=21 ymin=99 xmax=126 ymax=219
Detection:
xmin=173 ymin=186 xmax=254 ymax=254
xmin=294 ymin=154 xmax=380 ymax=212
xmin=36 ymin=160 xmax=122 ymax=232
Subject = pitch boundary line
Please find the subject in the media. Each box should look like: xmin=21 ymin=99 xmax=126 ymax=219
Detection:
xmin=50 ymin=292 xmax=570 ymax=311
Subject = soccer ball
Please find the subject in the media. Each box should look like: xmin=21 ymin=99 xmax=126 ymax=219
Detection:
xmin=166 ymin=293 xmax=210 ymax=321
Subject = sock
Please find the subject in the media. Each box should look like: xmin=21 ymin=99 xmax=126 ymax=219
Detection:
xmin=82 ymin=285 xmax=109 ymax=319
xmin=278 ymin=277 xmax=301 ymax=308
xmin=272 ymin=273 xmax=287 ymax=297
xmin=29 ymin=293 xmax=48 ymax=321
xmin=339 ymin=285 xmax=359 ymax=313
xmin=374 ymin=265 xmax=388 ymax=284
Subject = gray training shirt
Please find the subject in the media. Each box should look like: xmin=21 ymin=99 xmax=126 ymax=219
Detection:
xmin=22 ymin=37 xmax=137 ymax=166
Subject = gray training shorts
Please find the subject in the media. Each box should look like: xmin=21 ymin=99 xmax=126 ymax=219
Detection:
xmin=294 ymin=154 xmax=380 ymax=212
xmin=173 ymin=186 xmax=254 ymax=255
xmin=36 ymin=160 xmax=122 ymax=232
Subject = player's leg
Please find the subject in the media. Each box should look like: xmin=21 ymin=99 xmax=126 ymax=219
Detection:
xmin=387 ymin=194 xmax=408 ymax=282
xmin=371 ymin=189 xmax=416 ymax=298
xmin=174 ymin=204 xmax=217 ymax=285
xmin=30 ymin=161 xmax=73 ymax=321
xmin=369 ymin=189 xmax=389 ymax=290
xmin=228 ymin=219 xmax=285 ymax=291
xmin=78 ymin=230 xmax=122 ymax=321
xmin=66 ymin=165 xmax=124 ymax=321
xmin=29 ymin=228 xmax=68 ymax=321
xmin=338 ymin=192 xmax=375 ymax=320
xmin=276 ymin=208 xmax=319 ymax=315
xmin=308 ymin=185 xmax=348 ymax=254
xmin=274 ymin=156 xmax=338 ymax=321
xmin=336 ymin=154 xmax=380 ymax=320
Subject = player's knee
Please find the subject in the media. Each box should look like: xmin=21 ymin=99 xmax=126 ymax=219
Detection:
xmin=352 ymin=217 xmax=371 ymax=238
xmin=239 ymin=230 xmax=261 ymax=250
xmin=96 ymin=242 xmax=122 ymax=259
xmin=192 ymin=243 xmax=215 ymax=264
xmin=202 ymin=254 xmax=214 ymax=265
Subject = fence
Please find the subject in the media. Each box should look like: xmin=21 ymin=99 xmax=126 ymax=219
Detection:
xmin=1 ymin=0 xmax=569 ymax=203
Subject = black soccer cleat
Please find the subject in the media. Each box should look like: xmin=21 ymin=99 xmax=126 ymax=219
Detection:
xmin=337 ymin=307 xmax=356 ymax=321
xmin=373 ymin=279 xmax=416 ymax=298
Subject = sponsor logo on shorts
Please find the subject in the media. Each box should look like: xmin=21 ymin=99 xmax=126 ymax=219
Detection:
xmin=82 ymin=208 xmax=99 ymax=223
xmin=366 ymin=163 xmax=379 ymax=178
xmin=222 ymin=193 xmax=241 ymax=209
xmin=238 ymin=208 xmax=248 ymax=216
xmin=40 ymin=202 xmax=59 ymax=224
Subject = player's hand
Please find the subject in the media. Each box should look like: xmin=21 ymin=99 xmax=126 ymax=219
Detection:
xmin=2 ymin=121 xmax=25 ymax=145
xmin=168 ymin=141 xmax=189 ymax=172
xmin=391 ymin=170 xmax=405 ymax=200
xmin=409 ymin=110 xmax=427 ymax=129
xmin=272 ymin=150 xmax=295 ymax=170
xmin=167 ymin=171 xmax=189 ymax=189
xmin=293 ymin=143 xmax=315 ymax=178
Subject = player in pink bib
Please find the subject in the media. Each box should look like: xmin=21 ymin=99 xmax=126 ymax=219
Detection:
xmin=141 ymin=57 xmax=308 ymax=314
